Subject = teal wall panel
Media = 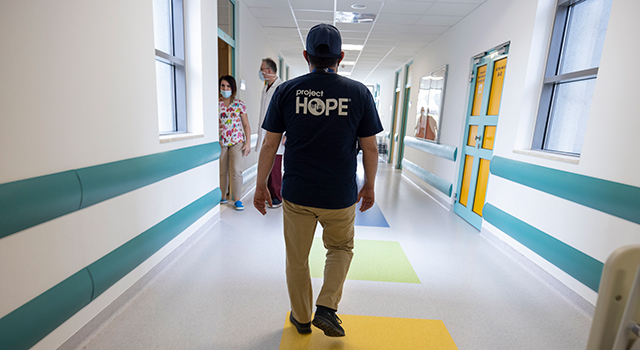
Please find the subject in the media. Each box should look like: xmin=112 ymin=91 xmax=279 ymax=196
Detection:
xmin=402 ymin=159 xmax=452 ymax=196
xmin=0 ymin=269 xmax=93 ymax=350
xmin=0 ymin=187 xmax=221 ymax=350
xmin=484 ymin=203 xmax=603 ymax=291
xmin=90 ymin=188 xmax=220 ymax=298
xmin=490 ymin=156 xmax=640 ymax=226
xmin=404 ymin=136 xmax=457 ymax=161
xmin=0 ymin=142 xmax=221 ymax=240
xmin=77 ymin=142 xmax=221 ymax=208
xmin=0 ymin=171 xmax=82 ymax=239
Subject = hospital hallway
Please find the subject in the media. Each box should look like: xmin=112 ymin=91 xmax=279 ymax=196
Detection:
xmin=67 ymin=161 xmax=592 ymax=350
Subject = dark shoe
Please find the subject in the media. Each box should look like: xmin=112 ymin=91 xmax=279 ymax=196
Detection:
xmin=312 ymin=306 xmax=345 ymax=337
xmin=269 ymin=198 xmax=282 ymax=208
xmin=289 ymin=313 xmax=312 ymax=334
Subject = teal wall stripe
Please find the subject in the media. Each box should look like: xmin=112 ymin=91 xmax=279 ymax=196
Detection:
xmin=484 ymin=203 xmax=603 ymax=291
xmin=0 ymin=269 xmax=94 ymax=350
xmin=490 ymin=156 xmax=640 ymax=226
xmin=89 ymin=187 xmax=221 ymax=298
xmin=402 ymin=159 xmax=453 ymax=196
xmin=77 ymin=142 xmax=221 ymax=208
xmin=0 ymin=171 xmax=82 ymax=239
xmin=404 ymin=136 xmax=457 ymax=161
xmin=0 ymin=187 xmax=221 ymax=350
xmin=0 ymin=142 xmax=221 ymax=239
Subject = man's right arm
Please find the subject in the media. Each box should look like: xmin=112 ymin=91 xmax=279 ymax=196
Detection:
xmin=253 ymin=131 xmax=283 ymax=215
xmin=357 ymin=135 xmax=378 ymax=212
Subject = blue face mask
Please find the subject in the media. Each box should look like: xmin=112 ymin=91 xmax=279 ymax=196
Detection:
xmin=221 ymin=90 xmax=232 ymax=98
xmin=259 ymin=70 xmax=266 ymax=82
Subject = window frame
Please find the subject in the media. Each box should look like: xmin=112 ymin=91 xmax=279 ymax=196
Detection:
xmin=154 ymin=0 xmax=187 ymax=135
xmin=532 ymin=0 xmax=604 ymax=155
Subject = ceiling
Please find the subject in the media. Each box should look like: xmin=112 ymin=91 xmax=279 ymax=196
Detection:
xmin=242 ymin=0 xmax=488 ymax=85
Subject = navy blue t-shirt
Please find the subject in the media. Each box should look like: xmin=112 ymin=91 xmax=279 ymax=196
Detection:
xmin=262 ymin=70 xmax=383 ymax=209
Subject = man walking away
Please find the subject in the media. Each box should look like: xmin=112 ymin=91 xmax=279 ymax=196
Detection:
xmin=253 ymin=23 xmax=383 ymax=337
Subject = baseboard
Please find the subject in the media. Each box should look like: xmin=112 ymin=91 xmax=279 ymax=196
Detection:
xmin=480 ymin=226 xmax=595 ymax=318
xmin=401 ymin=171 xmax=453 ymax=211
xmin=57 ymin=214 xmax=220 ymax=350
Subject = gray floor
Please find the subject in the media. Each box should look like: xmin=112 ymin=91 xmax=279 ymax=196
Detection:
xmin=76 ymin=163 xmax=592 ymax=350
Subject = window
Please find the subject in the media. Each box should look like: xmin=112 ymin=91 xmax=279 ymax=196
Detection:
xmin=153 ymin=0 xmax=187 ymax=134
xmin=533 ymin=0 xmax=612 ymax=155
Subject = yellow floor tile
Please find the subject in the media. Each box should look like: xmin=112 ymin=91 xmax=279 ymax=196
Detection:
xmin=280 ymin=312 xmax=458 ymax=349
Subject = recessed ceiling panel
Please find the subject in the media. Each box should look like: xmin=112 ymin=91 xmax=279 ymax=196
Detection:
xmin=289 ymin=0 xmax=334 ymax=11
xmin=248 ymin=7 xmax=295 ymax=19
xmin=294 ymin=10 xmax=334 ymax=21
xmin=416 ymin=15 xmax=463 ymax=26
xmin=381 ymin=1 xmax=434 ymax=15
xmin=426 ymin=3 xmax=480 ymax=16
xmin=256 ymin=18 xmax=297 ymax=28
xmin=375 ymin=13 xmax=422 ymax=25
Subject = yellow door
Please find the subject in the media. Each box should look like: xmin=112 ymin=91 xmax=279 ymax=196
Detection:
xmin=454 ymin=44 xmax=509 ymax=229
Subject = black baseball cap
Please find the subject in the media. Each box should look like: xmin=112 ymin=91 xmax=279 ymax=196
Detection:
xmin=306 ymin=24 xmax=342 ymax=58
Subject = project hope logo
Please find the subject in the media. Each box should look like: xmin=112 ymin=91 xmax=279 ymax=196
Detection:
xmin=295 ymin=89 xmax=349 ymax=116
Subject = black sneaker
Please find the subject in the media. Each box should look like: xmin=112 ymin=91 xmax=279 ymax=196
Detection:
xmin=269 ymin=198 xmax=283 ymax=208
xmin=312 ymin=306 xmax=345 ymax=337
xmin=289 ymin=313 xmax=312 ymax=334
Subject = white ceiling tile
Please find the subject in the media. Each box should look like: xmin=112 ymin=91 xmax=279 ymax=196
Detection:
xmin=416 ymin=14 xmax=463 ymax=26
xmin=410 ymin=24 xmax=450 ymax=35
xmin=372 ymin=23 xmax=413 ymax=33
xmin=242 ymin=0 xmax=290 ymax=8
xmin=264 ymin=27 xmax=303 ymax=36
xmin=336 ymin=0 xmax=384 ymax=12
xmin=256 ymin=18 xmax=298 ymax=28
xmin=248 ymin=7 xmax=294 ymax=19
xmin=335 ymin=22 xmax=373 ymax=32
xmin=375 ymin=12 xmax=422 ymax=25
xmin=381 ymin=1 xmax=434 ymax=15
xmin=435 ymin=0 xmax=487 ymax=3
xmin=289 ymin=0 xmax=334 ymax=11
xmin=425 ymin=3 xmax=480 ymax=16
xmin=294 ymin=10 xmax=334 ymax=21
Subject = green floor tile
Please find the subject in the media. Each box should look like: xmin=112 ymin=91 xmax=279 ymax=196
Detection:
xmin=309 ymin=238 xmax=421 ymax=283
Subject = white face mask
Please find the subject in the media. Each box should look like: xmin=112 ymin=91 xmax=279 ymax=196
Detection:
xmin=221 ymin=90 xmax=232 ymax=98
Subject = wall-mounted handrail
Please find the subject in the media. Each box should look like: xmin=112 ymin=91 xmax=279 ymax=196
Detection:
xmin=402 ymin=159 xmax=452 ymax=197
xmin=0 ymin=142 xmax=221 ymax=240
xmin=404 ymin=136 xmax=457 ymax=161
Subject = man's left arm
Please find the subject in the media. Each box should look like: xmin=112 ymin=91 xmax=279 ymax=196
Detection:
xmin=357 ymin=135 xmax=378 ymax=212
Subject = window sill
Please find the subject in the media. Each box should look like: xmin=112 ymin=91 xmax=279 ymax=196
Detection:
xmin=512 ymin=149 xmax=580 ymax=164
xmin=159 ymin=133 xmax=205 ymax=144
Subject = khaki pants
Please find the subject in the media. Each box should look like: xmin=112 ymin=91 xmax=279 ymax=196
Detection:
xmin=283 ymin=200 xmax=355 ymax=324
xmin=219 ymin=143 xmax=243 ymax=200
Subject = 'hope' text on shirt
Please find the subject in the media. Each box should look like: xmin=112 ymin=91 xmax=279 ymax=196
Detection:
xmin=295 ymin=92 xmax=349 ymax=117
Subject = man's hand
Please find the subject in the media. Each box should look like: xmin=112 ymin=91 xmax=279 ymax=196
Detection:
xmin=253 ymin=185 xmax=272 ymax=215
xmin=357 ymin=184 xmax=375 ymax=212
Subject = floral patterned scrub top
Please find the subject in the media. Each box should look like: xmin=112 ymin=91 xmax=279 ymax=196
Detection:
xmin=219 ymin=99 xmax=247 ymax=146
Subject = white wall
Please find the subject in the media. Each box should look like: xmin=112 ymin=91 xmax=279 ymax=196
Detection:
xmin=0 ymin=0 xmax=220 ymax=348
xmin=376 ymin=0 xmax=640 ymax=304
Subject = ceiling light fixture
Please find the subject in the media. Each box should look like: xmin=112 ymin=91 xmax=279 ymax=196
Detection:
xmin=351 ymin=4 xmax=367 ymax=10
xmin=341 ymin=61 xmax=357 ymax=65
xmin=335 ymin=11 xmax=376 ymax=24
xmin=342 ymin=44 xmax=364 ymax=51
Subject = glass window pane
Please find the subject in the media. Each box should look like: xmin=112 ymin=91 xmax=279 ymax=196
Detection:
xmin=559 ymin=0 xmax=612 ymax=74
xmin=544 ymin=78 xmax=596 ymax=154
xmin=152 ymin=0 xmax=173 ymax=54
xmin=218 ymin=0 xmax=234 ymax=39
xmin=156 ymin=60 xmax=176 ymax=133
